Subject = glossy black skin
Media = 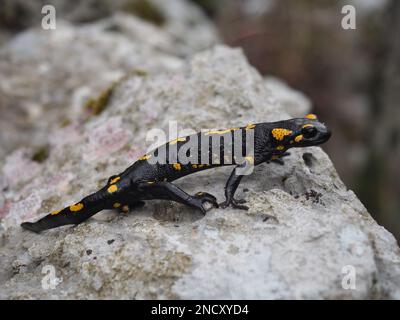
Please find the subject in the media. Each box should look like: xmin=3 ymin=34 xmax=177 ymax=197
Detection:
xmin=21 ymin=117 xmax=331 ymax=233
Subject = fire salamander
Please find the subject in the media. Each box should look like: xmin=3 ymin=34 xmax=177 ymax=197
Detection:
xmin=21 ymin=114 xmax=331 ymax=233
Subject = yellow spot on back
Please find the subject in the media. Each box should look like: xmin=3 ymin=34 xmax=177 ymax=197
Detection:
xmin=271 ymin=128 xmax=293 ymax=141
xmin=305 ymin=114 xmax=317 ymax=120
xmin=169 ymin=137 xmax=186 ymax=145
xmin=173 ymin=163 xmax=182 ymax=170
xmin=107 ymin=184 xmax=118 ymax=193
xmin=138 ymin=154 xmax=151 ymax=161
xmin=295 ymin=135 xmax=303 ymax=142
xmin=51 ymin=209 xmax=62 ymax=216
xmin=109 ymin=176 xmax=120 ymax=184
xmin=192 ymin=163 xmax=208 ymax=169
xmin=245 ymin=156 xmax=254 ymax=164
xmin=147 ymin=181 xmax=155 ymax=184
xmin=245 ymin=124 xmax=256 ymax=130
xmin=276 ymin=145 xmax=285 ymax=151
xmin=70 ymin=203 xmax=84 ymax=212
xmin=113 ymin=202 xmax=121 ymax=208
xmin=205 ymin=128 xmax=238 ymax=135
xmin=302 ymin=124 xmax=314 ymax=129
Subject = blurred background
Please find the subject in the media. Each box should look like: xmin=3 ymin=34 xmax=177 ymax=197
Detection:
xmin=0 ymin=0 xmax=399 ymax=240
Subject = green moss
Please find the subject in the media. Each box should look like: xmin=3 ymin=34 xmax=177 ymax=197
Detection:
xmin=32 ymin=146 xmax=50 ymax=163
xmin=84 ymin=69 xmax=149 ymax=118
xmin=84 ymin=86 xmax=114 ymax=116
xmin=59 ymin=117 xmax=72 ymax=128
xmin=132 ymin=68 xmax=148 ymax=77
xmin=122 ymin=0 xmax=166 ymax=26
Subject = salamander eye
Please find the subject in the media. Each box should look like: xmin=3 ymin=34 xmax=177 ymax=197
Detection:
xmin=302 ymin=126 xmax=318 ymax=139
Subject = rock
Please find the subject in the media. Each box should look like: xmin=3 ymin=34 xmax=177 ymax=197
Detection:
xmin=264 ymin=77 xmax=311 ymax=118
xmin=1 ymin=46 xmax=400 ymax=299
xmin=0 ymin=0 xmax=219 ymax=49
xmin=145 ymin=0 xmax=218 ymax=56
xmin=0 ymin=0 xmax=218 ymax=163
xmin=0 ymin=21 xmax=179 ymax=164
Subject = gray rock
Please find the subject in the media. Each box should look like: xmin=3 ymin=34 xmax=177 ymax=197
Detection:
xmin=0 ymin=0 xmax=219 ymax=48
xmin=0 ymin=21 xmax=181 ymax=163
xmin=0 ymin=0 xmax=218 ymax=163
xmin=1 ymin=46 xmax=399 ymax=299
xmin=264 ymin=77 xmax=311 ymax=118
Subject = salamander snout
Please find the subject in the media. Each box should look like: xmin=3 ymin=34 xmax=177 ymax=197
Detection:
xmin=315 ymin=125 xmax=331 ymax=144
xmin=290 ymin=116 xmax=332 ymax=147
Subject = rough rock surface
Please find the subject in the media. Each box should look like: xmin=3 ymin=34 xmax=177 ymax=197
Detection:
xmin=1 ymin=46 xmax=400 ymax=299
xmin=263 ymin=77 xmax=311 ymax=118
xmin=0 ymin=0 xmax=218 ymax=47
xmin=0 ymin=0 xmax=218 ymax=163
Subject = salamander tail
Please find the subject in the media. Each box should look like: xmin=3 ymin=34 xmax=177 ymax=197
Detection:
xmin=20 ymin=189 xmax=110 ymax=233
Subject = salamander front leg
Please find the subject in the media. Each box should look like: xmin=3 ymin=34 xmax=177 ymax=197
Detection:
xmin=268 ymin=152 xmax=291 ymax=166
xmin=220 ymin=163 xmax=249 ymax=210
xmin=138 ymin=182 xmax=218 ymax=214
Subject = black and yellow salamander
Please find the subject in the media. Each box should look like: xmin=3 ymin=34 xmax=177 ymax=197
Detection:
xmin=21 ymin=114 xmax=331 ymax=233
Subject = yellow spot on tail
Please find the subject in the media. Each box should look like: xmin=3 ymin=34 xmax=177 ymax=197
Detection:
xmin=109 ymin=176 xmax=120 ymax=184
xmin=173 ymin=163 xmax=182 ymax=170
xmin=169 ymin=137 xmax=186 ymax=145
xmin=51 ymin=209 xmax=62 ymax=216
xmin=245 ymin=123 xmax=256 ymax=130
xmin=70 ymin=203 xmax=84 ymax=212
xmin=192 ymin=164 xmax=207 ymax=168
xmin=276 ymin=145 xmax=285 ymax=151
xmin=113 ymin=202 xmax=121 ymax=208
xmin=147 ymin=181 xmax=155 ymax=184
xmin=122 ymin=205 xmax=129 ymax=213
xmin=205 ymin=128 xmax=238 ymax=135
xmin=107 ymin=184 xmax=118 ymax=193
xmin=305 ymin=114 xmax=317 ymax=120
xmin=245 ymin=156 xmax=254 ymax=164
xmin=302 ymin=124 xmax=314 ymax=129
xmin=138 ymin=154 xmax=151 ymax=161
xmin=295 ymin=135 xmax=303 ymax=142
xmin=271 ymin=128 xmax=293 ymax=141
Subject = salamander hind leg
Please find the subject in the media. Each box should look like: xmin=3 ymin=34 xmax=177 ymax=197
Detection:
xmin=138 ymin=182 xmax=218 ymax=215
xmin=193 ymin=191 xmax=219 ymax=211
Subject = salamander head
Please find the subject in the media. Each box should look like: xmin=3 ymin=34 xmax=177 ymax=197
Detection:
xmin=270 ymin=114 xmax=331 ymax=150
